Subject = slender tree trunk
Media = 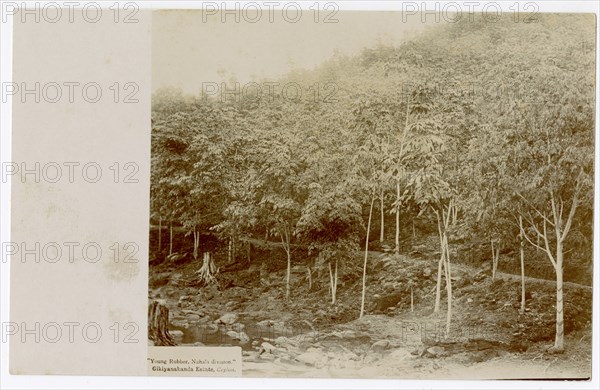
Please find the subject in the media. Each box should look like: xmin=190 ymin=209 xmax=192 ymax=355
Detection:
xmin=228 ymin=238 xmax=232 ymax=263
xmin=555 ymin=242 xmax=564 ymax=351
xmin=246 ymin=242 xmax=251 ymax=265
xmin=495 ymin=244 xmax=500 ymax=276
xmin=380 ymin=186 xmax=385 ymax=242
xmin=518 ymin=182 xmax=582 ymax=353
xmin=285 ymin=246 xmax=291 ymax=300
xmin=158 ymin=216 xmax=162 ymax=252
xmin=491 ymin=240 xmax=500 ymax=280
xmin=196 ymin=231 xmax=200 ymax=258
xmin=193 ymin=231 xmax=197 ymax=259
xmin=394 ymin=96 xmax=410 ymax=255
xmin=328 ymin=261 xmax=334 ymax=304
xmin=232 ymin=235 xmax=237 ymax=263
xmin=361 ymin=192 xmax=376 ymax=318
xmin=410 ymin=286 xmax=414 ymax=312
xmin=491 ymin=240 xmax=495 ymax=279
xmin=328 ymin=260 xmax=338 ymax=305
xmin=434 ymin=250 xmax=444 ymax=313
xmin=434 ymin=210 xmax=444 ymax=313
xmin=433 ymin=203 xmax=454 ymax=331
xmin=169 ymin=221 xmax=173 ymax=256
xmin=333 ymin=259 xmax=338 ymax=304
xmin=193 ymin=229 xmax=200 ymax=260
xmin=395 ymin=180 xmax=400 ymax=254
xmin=306 ymin=266 xmax=312 ymax=290
xmin=519 ymin=216 xmax=526 ymax=314
xmin=281 ymin=224 xmax=292 ymax=300
xmin=444 ymin=232 xmax=453 ymax=336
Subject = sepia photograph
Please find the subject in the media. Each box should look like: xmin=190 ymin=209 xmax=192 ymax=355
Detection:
xmin=147 ymin=8 xmax=595 ymax=380
xmin=1 ymin=1 xmax=598 ymax=388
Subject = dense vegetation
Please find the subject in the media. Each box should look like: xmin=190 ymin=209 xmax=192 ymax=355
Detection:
xmin=150 ymin=14 xmax=595 ymax=352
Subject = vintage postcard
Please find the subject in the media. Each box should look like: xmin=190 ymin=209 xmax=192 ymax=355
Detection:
xmin=1 ymin=1 xmax=598 ymax=388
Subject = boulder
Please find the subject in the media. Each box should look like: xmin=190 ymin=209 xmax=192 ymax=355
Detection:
xmin=259 ymin=342 xmax=277 ymax=354
xmin=226 ymin=330 xmax=250 ymax=344
xmin=217 ymin=313 xmax=238 ymax=325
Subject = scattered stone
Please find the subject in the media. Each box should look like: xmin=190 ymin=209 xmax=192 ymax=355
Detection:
xmin=424 ymin=346 xmax=446 ymax=358
xmin=170 ymin=330 xmax=184 ymax=338
xmin=259 ymin=342 xmax=276 ymax=355
xmin=171 ymin=319 xmax=189 ymax=328
xmin=226 ymin=330 xmax=250 ymax=344
xmin=217 ymin=313 xmax=238 ymax=325
xmin=370 ymin=339 xmax=391 ymax=352
xmin=331 ymin=330 xmax=356 ymax=339
xmin=182 ymin=310 xmax=205 ymax=320
xmin=203 ymin=323 xmax=219 ymax=334
xmin=274 ymin=336 xmax=291 ymax=346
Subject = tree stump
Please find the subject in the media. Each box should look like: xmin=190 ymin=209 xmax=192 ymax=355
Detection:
xmin=196 ymin=252 xmax=218 ymax=285
xmin=148 ymin=300 xmax=176 ymax=346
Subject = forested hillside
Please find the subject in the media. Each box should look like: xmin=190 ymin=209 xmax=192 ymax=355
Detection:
xmin=149 ymin=14 xmax=594 ymax=371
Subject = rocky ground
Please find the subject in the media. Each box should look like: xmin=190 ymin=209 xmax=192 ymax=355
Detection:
xmin=148 ymin=243 xmax=593 ymax=379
